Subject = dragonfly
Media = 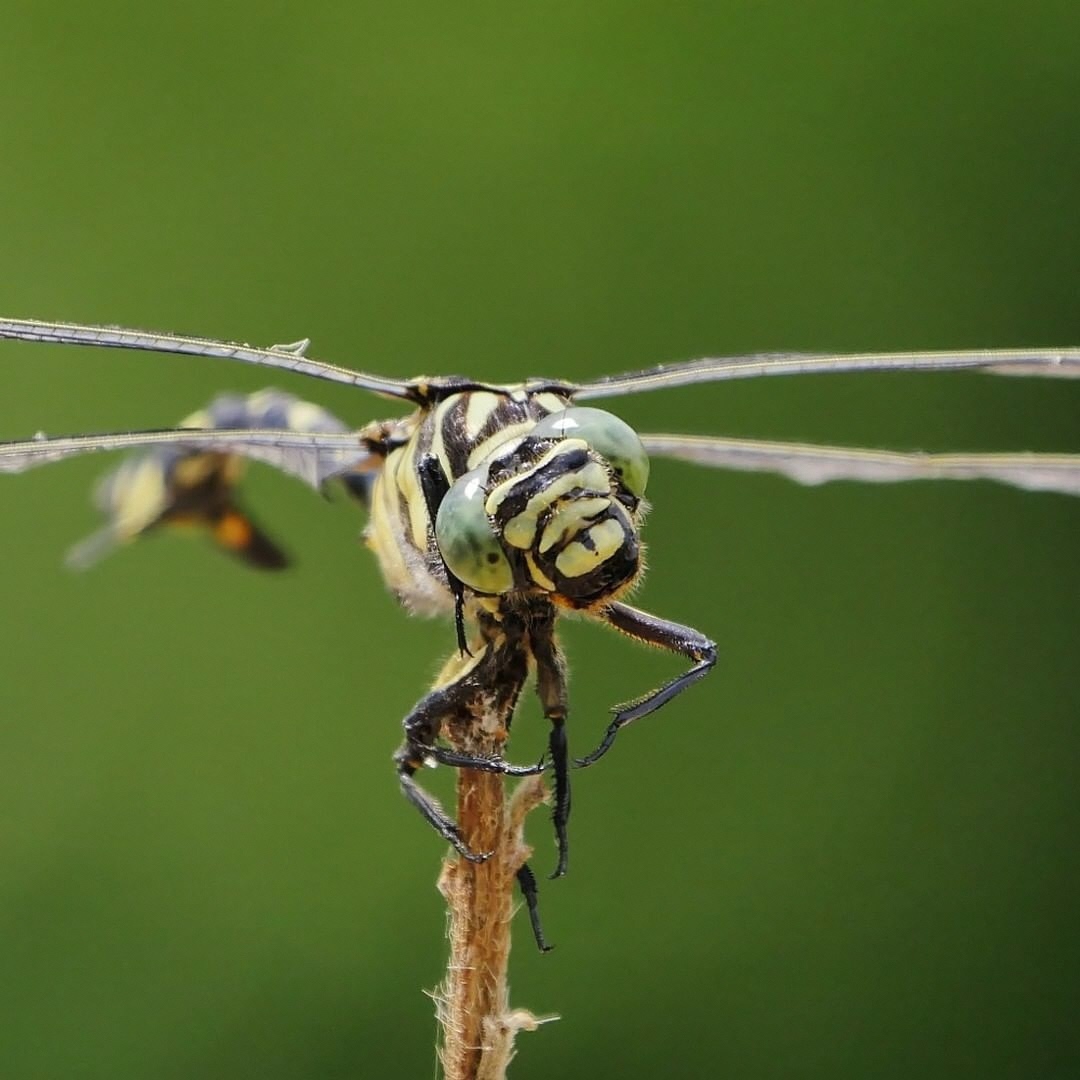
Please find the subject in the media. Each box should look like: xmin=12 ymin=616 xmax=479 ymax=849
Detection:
xmin=2 ymin=317 xmax=1079 ymax=948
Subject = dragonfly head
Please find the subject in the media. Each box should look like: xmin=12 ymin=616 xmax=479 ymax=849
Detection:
xmin=435 ymin=407 xmax=650 ymax=608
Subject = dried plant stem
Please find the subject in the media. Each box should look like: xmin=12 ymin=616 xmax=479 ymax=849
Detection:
xmin=435 ymin=703 xmax=550 ymax=1080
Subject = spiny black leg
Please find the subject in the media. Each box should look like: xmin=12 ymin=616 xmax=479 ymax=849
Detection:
xmin=547 ymin=716 xmax=570 ymax=879
xmin=396 ymin=645 xmax=542 ymax=859
xmin=397 ymin=677 xmax=497 ymax=861
xmin=575 ymin=602 xmax=717 ymax=769
xmin=531 ymin=620 xmax=571 ymax=878
xmin=429 ymin=745 xmax=546 ymax=775
xmin=395 ymin=752 xmax=491 ymax=862
xmin=516 ymin=862 xmax=554 ymax=952
xmin=417 ymin=454 xmax=471 ymax=656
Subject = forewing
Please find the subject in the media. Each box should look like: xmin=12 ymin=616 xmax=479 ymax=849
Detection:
xmin=0 ymin=317 xmax=423 ymax=402
xmin=640 ymin=434 xmax=1080 ymax=498
xmin=0 ymin=428 xmax=375 ymax=492
xmin=572 ymin=348 xmax=1080 ymax=399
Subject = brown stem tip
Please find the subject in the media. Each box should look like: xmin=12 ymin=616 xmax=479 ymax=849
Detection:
xmin=435 ymin=773 xmax=558 ymax=1080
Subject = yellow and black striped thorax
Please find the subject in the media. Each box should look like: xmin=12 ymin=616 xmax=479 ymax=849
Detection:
xmin=370 ymin=389 xmax=650 ymax=611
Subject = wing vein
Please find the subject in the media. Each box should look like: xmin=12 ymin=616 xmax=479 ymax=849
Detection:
xmin=640 ymin=434 xmax=1080 ymax=497
xmin=0 ymin=428 xmax=373 ymax=491
xmin=0 ymin=317 xmax=419 ymax=401
xmin=573 ymin=349 xmax=1080 ymax=398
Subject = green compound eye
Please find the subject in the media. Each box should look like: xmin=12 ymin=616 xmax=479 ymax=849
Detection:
xmin=435 ymin=467 xmax=515 ymax=594
xmin=532 ymin=407 xmax=650 ymax=497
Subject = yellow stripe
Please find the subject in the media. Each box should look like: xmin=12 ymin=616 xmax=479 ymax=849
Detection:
xmin=554 ymin=518 xmax=626 ymax=579
xmin=370 ymin=455 xmax=412 ymax=586
xmin=538 ymin=497 xmax=610 ymax=553
xmin=394 ymin=432 xmax=430 ymax=551
xmin=490 ymin=445 xmax=609 ymax=550
xmin=485 ymin=440 xmax=588 ymax=515
xmin=534 ymin=392 xmax=569 ymax=414
xmin=465 ymin=420 xmax=536 ymax=471
xmin=525 ymin=551 xmax=556 ymax=591
xmin=430 ymin=398 xmax=456 ymax=482
xmin=433 ymin=640 xmax=489 ymax=689
xmin=464 ymin=392 xmax=501 ymax=438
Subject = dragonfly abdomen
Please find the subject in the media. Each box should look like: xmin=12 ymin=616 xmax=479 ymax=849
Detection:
xmin=69 ymin=389 xmax=364 ymax=570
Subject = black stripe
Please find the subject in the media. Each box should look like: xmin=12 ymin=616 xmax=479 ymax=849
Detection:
xmin=491 ymin=446 xmax=592 ymax=523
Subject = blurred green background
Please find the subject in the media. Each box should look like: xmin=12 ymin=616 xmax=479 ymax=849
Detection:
xmin=1 ymin=3 xmax=1078 ymax=1078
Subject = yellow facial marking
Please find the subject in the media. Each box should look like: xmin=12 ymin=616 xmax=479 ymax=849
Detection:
xmin=554 ymin=518 xmax=626 ymax=579
xmin=493 ymin=452 xmax=609 ymax=550
xmin=524 ymin=551 xmax=557 ymax=592
xmin=538 ymin=497 xmax=610 ymax=554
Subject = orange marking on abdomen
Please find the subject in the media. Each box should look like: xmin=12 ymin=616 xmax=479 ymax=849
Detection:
xmin=214 ymin=511 xmax=253 ymax=550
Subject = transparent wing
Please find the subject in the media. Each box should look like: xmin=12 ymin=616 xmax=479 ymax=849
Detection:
xmin=571 ymin=348 xmax=1080 ymax=400
xmin=0 ymin=317 xmax=424 ymax=402
xmin=0 ymin=428 xmax=375 ymax=491
xmin=640 ymin=434 xmax=1080 ymax=497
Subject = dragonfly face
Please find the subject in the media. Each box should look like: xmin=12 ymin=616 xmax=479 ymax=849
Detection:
xmin=486 ymin=405 xmax=650 ymax=607
xmin=366 ymin=388 xmax=651 ymax=621
xmin=0 ymin=316 xmax=1077 ymax=949
xmin=435 ymin=412 xmax=647 ymax=608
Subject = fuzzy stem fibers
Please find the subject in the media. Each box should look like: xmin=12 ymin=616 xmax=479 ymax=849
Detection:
xmin=434 ymin=705 xmax=552 ymax=1079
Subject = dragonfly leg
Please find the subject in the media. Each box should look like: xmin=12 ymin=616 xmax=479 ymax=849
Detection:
xmin=395 ymin=679 xmax=495 ymax=862
xmin=395 ymin=644 xmax=540 ymax=861
xmin=516 ymin=862 xmax=554 ymax=952
xmin=417 ymin=453 xmax=471 ymax=657
xmin=428 ymin=745 xmax=545 ymax=775
xmin=396 ymin=756 xmax=487 ymax=862
xmin=575 ymin=602 xmax=717 ymax=769
xmin=532 ymin=625 xmax=571 ymax=878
